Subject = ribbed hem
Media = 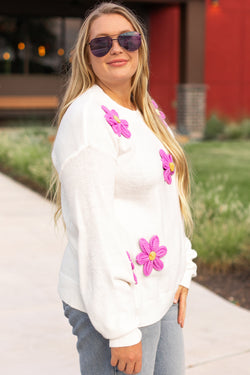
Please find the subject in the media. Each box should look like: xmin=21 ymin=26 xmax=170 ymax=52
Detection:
xmin=59 ymin=273 xmax=177 ymax=344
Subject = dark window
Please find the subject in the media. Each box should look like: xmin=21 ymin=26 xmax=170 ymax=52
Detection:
xmin=0 ymin=16 xmax=82 ymax=74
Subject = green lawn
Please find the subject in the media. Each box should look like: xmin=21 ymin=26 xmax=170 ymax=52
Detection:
xmin=184 ymin=140 xmax=250 ymax=272
xmin=185 ymin=141 xmax=250 ymax=205
xmin=0 ymin=125 xmax=56 ymax=193
xmin=0 ymin=125 xmax=249 ymax=272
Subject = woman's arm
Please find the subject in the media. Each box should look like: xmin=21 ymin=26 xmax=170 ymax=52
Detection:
xmin=59 ymin=145 xmax=141 ymax=348
xmin=179 ymin=236 xmax=197 ymax=289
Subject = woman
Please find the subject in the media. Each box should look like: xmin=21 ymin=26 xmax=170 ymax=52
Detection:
xmin=50 ymin=2 xmax=197 ymax=374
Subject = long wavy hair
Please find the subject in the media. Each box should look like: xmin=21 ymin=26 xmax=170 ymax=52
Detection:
xmin=48 ymin=1 xmax=193 ymax=236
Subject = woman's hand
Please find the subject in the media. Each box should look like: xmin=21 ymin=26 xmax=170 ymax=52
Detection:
xmin=174 ymin=285 xmax=189 ymax=328
xmin=111 ymin=341 xmax=142 ymax=374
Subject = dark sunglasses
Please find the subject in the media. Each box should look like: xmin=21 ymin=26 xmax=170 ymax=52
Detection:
xmin=89 ymin=31 xmax=141 ymax=57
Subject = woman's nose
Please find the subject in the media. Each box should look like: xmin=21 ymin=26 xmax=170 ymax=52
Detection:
xmin=110 ymin=39 xmax=122 ymax=54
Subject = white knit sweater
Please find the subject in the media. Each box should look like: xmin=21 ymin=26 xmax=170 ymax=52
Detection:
xmin=51 ymin=84 xmax=197 ymax=348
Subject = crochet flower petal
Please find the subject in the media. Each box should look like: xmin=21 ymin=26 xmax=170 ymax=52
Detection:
xmin=149 ymin=235 xmax=159 ymax=252
xmin=101 ymin=105 xmax=109 ymax=114
xmin=137 ymin=235 xmax=167 ymax=276
xmin=111 ymin=109 xmax=119 ymax=117
xmin=111 ymin=123 xmax=122 ymax=137
xmin=159 ymin=110 xmax=166 ymax=120
xmin=126 ymin=251 xmax=138 ymax=285
xmin=168 ymin=154 xmax=173 ymax=163
xmin=139 ymin=238 xmax=151 ymax=255
xmin=136 ymin=252 xmax=149 ymax=265
xmin=101 ymin=105 xmax=131 ymax=139
xmin=152 ymin=99 xmax=167 ymax=122
xmin=159 ymin=150 xmax=170 ymax=168
xmin=133 ymin=273 xmax=138 ymax=284
xmin=159 ymin=149 xmax=167 ymax=160
xmin=126 ymin=251 xmax=132 ymax=262
xmin=151 ymin=99 xmax=158 ymax=109
xmin=153 ymin=258 xmax=164 ymax=271
xmin=120 ymin=119 xmax=129 ymax=127
xmin=164 ymin=170 xmax=172 ymax=185
xmin=163 ymin=162 xmax=170 ymax=172
xmin=160 ymin=149 xmax=175 ymax=185
xmin=161 ymin=159 xmax=168 ymax=170
xmin=156 ymin=246 xmax=167 ymax=258
xmin=160 ymin=149 xmax=172 ymax=162
xmin=120 ymin=120 xmax=131 ymax=138
xmin=104 ymin=114 xmax=116 ymax=127
xmin=143 ymin=260 xmax=153 ymax=276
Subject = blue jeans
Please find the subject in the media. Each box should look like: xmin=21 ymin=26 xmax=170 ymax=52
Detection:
xmin=63 ymin=301 xmax=185 ymax=375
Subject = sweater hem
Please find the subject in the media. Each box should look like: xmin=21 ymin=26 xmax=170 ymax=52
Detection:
xmin=58 ymin=273 xmax=176 ymax=331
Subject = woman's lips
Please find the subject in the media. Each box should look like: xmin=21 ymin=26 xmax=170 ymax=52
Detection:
xmin=107 ymin=59 xmax=128 ymax=67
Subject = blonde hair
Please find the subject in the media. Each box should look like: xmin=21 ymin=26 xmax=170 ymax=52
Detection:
xmin=48 ymin=1 xmax=193 ymax=236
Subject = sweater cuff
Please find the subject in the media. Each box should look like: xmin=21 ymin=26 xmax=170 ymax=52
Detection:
xmin=179 ymin=269 xmax=197 ymax=289
xmin=109 ymin=328 xmax=142 ymax=348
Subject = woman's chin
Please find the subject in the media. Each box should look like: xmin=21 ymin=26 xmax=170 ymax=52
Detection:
xmin=100 ymin=74 xmax=133 ymax=88
xmin=107 ymin=70 xmax=136 ymax=84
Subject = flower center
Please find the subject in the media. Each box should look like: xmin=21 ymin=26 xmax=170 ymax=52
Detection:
xmin=149 ymin=251 xmax=156 ymax=261
xmin=169 ymin=162 xmax=175 ymax=172
xmin=156 ymin=109 xmax=160 ymax=116
xmin=113 ymin=115 xmax=121 ymax=123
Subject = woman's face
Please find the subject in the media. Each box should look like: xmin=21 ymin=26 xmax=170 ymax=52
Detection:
xmin=88 ymin=14 xmax=139 ymax=89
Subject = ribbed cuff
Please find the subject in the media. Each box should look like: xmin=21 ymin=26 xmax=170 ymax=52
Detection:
xmin=179 ymin=269 xmax=197 ymax=289
xmin=109 ymin=328 xmax=142 ymax=348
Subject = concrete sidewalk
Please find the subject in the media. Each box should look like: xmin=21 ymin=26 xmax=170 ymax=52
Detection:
xmin=0 ymin=172 xmax=249 ymax=375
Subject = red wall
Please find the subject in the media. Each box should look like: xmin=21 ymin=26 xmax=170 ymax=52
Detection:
xmin=149 ymin=1 xmax=250 ymax=124
xmin=205 ymin=0 xmax=250 ymax=120
xmin=149 ymin=5 xmax=180 ymax=126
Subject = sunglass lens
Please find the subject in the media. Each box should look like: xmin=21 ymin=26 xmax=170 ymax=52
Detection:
xmin=89 ymin=36 xmax=112 ymax=57
xmin=118 ymin=32 xmax=141 ymax=52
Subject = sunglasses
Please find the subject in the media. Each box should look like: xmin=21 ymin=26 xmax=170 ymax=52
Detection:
xmin=89 ymin=31 xmax=141 ymax=57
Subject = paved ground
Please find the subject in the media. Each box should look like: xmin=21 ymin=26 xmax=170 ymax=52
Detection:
xmin=0 ymin=172 xmax=249 ymax=375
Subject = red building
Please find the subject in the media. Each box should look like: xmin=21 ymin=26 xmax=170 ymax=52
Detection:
xmin=205 ymin=0 xmax=250 ymax=122
xmin=0 ymin=0 xmax=249 ymax=137
xmin=149 ymin=0 xmax=250 ymax=125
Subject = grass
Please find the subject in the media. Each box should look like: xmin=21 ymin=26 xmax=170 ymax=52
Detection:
xmin=184 ymin=141 xmax=250 ymax=273
xmin=185 ymin=141 xmax=250 ymax=204
xmin=0 ymin=124 xmax=249 ymax=273
xmin=0 ymin=123 xmax=56 ymax=194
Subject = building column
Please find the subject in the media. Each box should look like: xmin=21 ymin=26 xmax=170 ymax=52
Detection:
xmin=177 ymin=0 xmax=206 ymax=139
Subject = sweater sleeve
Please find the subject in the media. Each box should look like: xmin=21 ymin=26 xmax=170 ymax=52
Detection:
xmin=179 ymin=236 xmax=197 ymax=289
xmin=59 ymin=144 xmax=141 ymax=348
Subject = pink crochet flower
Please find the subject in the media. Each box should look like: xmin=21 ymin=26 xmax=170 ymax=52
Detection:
xmin=159 ymin=149 xmax=175 ymax=184
xmin=136 ymin=235 xmax=167 ymax=276
xmin=126 ymin=251 xmax=138 ymax=284
xmin=151 ymin=99 xmax=166 ymax=121
xmin=101 ymin=105 xmax=131 ymax=138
